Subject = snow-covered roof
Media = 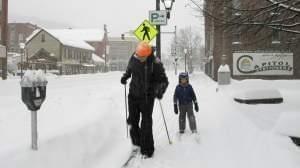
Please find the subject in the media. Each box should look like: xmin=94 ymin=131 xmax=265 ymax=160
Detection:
xmin=92 ymin=53 xmax=105 ymax=63
xmin=26 ymin=28 xmax=104 ymax=51
xmin=234 ymin=89 xmax=282 ymax=100
xmin=108 ymin=37 xmax=138 ymax=42
xmin=48 ymin=29 xmax=104 ymax=42
xmin=26 ymin=29 xmax=41 ymax=42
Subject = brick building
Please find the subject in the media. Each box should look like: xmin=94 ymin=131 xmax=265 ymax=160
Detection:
xmin=204 ymin=0 xmax=300 ymax=80
xmin=8 ymin=23 xmax=38 ymax=53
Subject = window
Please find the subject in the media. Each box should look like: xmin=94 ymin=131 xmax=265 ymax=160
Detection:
xmin=68 ymin=48 xmax=72 ymax=59
xmin=272 ymin=29 xmax=280 ymax=43
xmin=19 ymin=34 xmax=25 ymax=42
xmin=41 ymin=34 xmax=45 ymax=42
xmin=10 ymin=29 xmax=16 ymax=43
xmin=232 ymin=26 xmax=242 ymax=44
xmin=64 ymin=48 xmax=68 ymax=58
xmin=232 ymin=0 xmax=241 ymax=16
xmin=232 ymin=0 xmax=241 ymax=9
xmin=0 ymin=1 xmax=2 ymax=15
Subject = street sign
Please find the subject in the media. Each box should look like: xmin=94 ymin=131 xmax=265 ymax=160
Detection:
xmin=149 ymin=10 xmax=167 ymax=25
xmin=134 ymin=20 xmax=158 ymax=43
xmin=0 ymin=45 xmax=6 ymax=58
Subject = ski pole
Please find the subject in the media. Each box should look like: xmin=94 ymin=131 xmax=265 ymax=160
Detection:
xmin=159 ymin=100 xmax=172 ymax=145
xmin=124 ymin=84 xmax=129 ymax=138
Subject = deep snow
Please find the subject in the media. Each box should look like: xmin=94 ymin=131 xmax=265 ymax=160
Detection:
xmin=0 ymin=71 xmax=300 ymax=168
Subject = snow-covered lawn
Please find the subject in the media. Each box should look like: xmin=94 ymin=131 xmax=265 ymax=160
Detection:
xmin=0 ymin=71 xmax=300 ymax=168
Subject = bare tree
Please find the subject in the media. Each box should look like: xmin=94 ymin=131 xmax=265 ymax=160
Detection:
xmin=189 ymin=0 xmax=300 ymax=35
xmin=170 ymin=26 xmax=204 ymax=73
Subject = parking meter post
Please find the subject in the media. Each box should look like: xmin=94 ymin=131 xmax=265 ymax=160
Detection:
xmin=31 ymin=110 xmax=38 ymax=150
xmin=20 ymin=70 xmax=47 ymax=151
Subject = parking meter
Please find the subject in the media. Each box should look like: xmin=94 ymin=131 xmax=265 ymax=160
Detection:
xmin=20 ymin=70 xmax=47 ymax=150
xmin=21 ymin=70 xmax=47 ymax=111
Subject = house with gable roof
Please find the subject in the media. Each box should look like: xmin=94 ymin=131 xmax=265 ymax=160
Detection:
xmin=25 ymin=28 xmax=105 ymax=75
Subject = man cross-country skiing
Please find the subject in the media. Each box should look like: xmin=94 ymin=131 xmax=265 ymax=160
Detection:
xmin=121 ymin=42 xmax=168 ymax=158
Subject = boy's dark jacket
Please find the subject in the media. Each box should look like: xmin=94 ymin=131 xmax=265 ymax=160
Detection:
xmin=173 ymin=84 xmax=197 ymax=105
xmin=122 ymin=54 xmax=168 ymax=99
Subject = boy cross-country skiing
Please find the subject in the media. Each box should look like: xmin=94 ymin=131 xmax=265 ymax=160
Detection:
xmin=121 ymin=42 xmax=168 ymax=159
xmin=173 ymin=72 xmax=199 ymax=135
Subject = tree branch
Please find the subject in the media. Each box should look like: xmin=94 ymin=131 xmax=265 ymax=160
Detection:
xmin=266 ymin=0 xmax=300 ymax=13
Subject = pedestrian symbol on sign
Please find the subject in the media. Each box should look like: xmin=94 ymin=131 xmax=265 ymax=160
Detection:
xmin=134 ymin=20 xmax=158 ymax=43
xmin=141 ymin=24 xmax=150 ymax=41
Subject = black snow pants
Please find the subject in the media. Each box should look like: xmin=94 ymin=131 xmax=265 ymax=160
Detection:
xmin=127 ymin=95 xmax=155 ymax=157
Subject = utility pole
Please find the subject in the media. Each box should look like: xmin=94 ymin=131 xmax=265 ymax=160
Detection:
xmin=1 ymin=0 xmax=8 ymax=80
xmin=104 ymin=24 xmax=108 ymax=72
xmin=174 ymin=26 xmax=177 ymax=75
xmin=156 ymin=0 xmax=161 ymax=59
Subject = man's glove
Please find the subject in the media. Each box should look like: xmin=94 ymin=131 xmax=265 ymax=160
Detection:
xmin=194 ymin=102 xmax=199 ymax=112
xmin=156 ymin=92 xmax=163 ymax=99
xmin=174 ymin=104 xmax=178 ymax=114
xmin=155 ymin=86 xmax=164 ymax=100
xmin=121 ymin=76 xmax=127 ymax=85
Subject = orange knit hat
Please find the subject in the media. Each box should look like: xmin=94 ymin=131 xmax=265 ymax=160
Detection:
xmin=135 ymin=42 xmax=152 ymax=57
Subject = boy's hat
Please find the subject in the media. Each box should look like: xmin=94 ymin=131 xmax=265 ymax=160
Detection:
xmin=179 ymin=72 xmax=189 ymax=79
xmin=135 ymin=42 xmax=152 ymax=57
xmin=179 ymin=72 xmax=189 ymax=83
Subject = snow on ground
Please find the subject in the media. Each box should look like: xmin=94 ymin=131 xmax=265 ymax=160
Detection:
xmin=0 ymin=71 xmax=300 ymax=168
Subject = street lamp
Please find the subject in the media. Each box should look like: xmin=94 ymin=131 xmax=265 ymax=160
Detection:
xmin=162 ymin=0 xmax=175 ymax=18
xmin=156 ymin=0 xmax=175 ymax=59
xmin=19 ymin=43 xmax=25 ymax=78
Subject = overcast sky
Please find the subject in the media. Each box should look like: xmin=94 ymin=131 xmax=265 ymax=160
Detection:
xmin=8 ymin=0 xmax=204 ymax=56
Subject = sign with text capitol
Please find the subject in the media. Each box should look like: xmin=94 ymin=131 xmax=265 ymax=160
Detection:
xmin=233 ymin=52 xmax=293 ymax=76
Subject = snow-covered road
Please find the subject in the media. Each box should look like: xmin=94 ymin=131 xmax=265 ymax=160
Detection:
xmin=0 ymin=71 xmax=300 ymax=168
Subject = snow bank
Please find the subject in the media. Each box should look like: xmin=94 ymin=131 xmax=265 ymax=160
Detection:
xmin=1 ymin=71 xmax=300 ymax=168
xmin=234 ymin=89 xmax=283 ymax=102
xmin=0 ymin=119 xmax=130 ymax=168
xmin=275 ymin=112 xmax=300 ymax=138
xmin=92 ymin=54 xmax=104 ymax=63
xmin=0 ymin=72 xmax=131 ymax=168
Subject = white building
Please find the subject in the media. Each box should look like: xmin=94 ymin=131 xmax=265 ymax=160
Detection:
xmin=25 ymin=28 xmax=105 ymax=75
xmin=108 ymin=36 xmax=138 ymax=71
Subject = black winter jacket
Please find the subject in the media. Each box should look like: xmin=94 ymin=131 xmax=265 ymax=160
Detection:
xmin=122 ymin=54 xmax=169 ymax=99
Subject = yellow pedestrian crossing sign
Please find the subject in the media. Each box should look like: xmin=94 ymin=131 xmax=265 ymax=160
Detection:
xmin=134 ymin=20 xmax=158 ymax=42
